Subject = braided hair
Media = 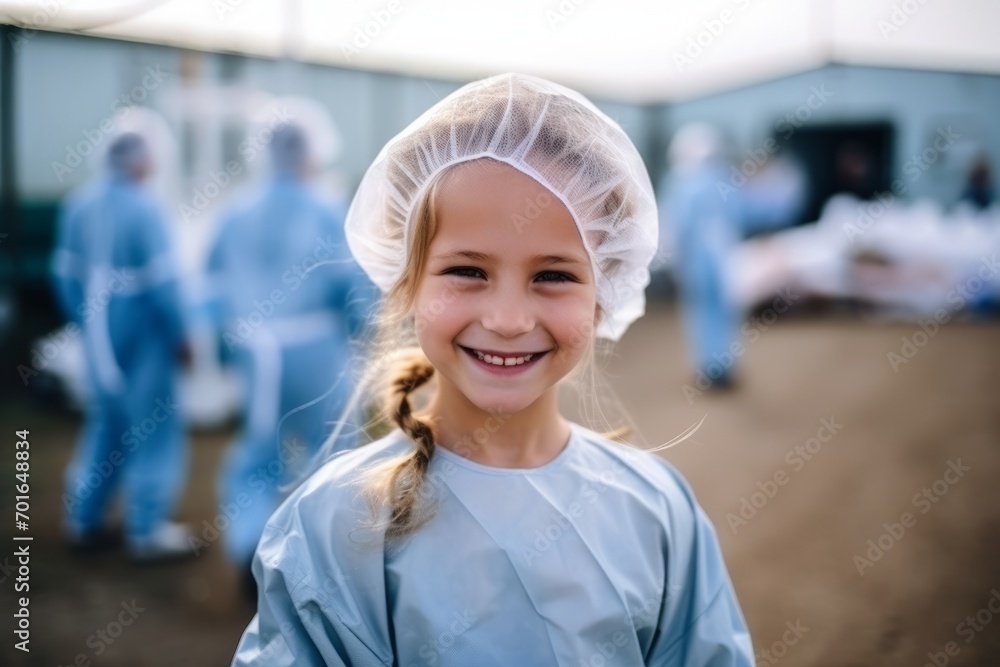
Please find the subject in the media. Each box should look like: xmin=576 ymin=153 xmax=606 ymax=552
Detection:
xmin=357 ymin=171 xmax=445 ymax=542
xmin=379 ymin=350 xmax=437 ymax=541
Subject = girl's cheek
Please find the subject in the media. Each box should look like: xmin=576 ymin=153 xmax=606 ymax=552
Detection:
xmin=414 ymin=279 xmax=448 ymax=314
xmin=554 ymin=304 xmax=596 ymax=352
xmin=566 ymin=321 xmax=595 ymax=352
xmin=415 ymin=284 xmax=469 ymax=331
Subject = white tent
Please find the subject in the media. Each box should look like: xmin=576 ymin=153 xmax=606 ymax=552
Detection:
xmin=2 ymin=0 xmax=999 ymax=102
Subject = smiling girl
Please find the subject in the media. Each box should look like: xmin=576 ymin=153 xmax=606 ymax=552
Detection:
xmin=232 ymin=73 xmax=753 ymax=666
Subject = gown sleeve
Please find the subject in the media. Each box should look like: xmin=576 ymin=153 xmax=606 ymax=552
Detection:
xmin=645 ymin=461 xmax=755 ymax=667
xmin=51 ymin=197 xmax=87 ymax=325
xmin=231 ymin=461 xmax=394 ymax=667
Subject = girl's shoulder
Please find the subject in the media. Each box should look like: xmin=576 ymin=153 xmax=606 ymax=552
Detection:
xmin=568 ymin=422 xmax=704 ymax=513
xmin=310 ymin=428 xmax=414 ymax=486
xmin=249 ymin=432 xmax=408 ymax=663
xmin=265 ymin=429 xmax=414 ymax=536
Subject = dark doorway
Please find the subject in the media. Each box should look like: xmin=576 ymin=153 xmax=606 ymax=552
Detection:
xmin=782 ymin=122 xmax=895 ymax=224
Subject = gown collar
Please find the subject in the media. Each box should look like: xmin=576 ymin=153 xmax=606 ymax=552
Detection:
xmin=429 ymin=422 xmax=581 ymax=476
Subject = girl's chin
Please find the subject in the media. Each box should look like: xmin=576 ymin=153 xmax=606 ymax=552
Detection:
xmin=462 ymin=389 xmax=538 ymax=417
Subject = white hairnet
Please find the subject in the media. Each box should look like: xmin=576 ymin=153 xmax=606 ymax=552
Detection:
xmin=245 ymin=95 xmax=342 ymax=180
xmin=88 ymin=107 xmax=178 ymax=200
xmin=344 ymin=72 xmax=658 ymax=341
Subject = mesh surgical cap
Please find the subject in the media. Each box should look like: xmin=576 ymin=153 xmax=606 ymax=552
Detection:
xmin=344 ymin=72 xmax=658 ymax=341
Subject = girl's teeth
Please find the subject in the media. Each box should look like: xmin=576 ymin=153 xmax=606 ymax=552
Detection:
xmin=474 ymin=350 xmax=535 ymax=366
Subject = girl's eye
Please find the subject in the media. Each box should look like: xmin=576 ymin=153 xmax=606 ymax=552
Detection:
xmin=443 ymin=267 xmax=576 ymax=283
xmin=444 ymin=266 xmax=486 ymax=279
xmin=536 ymin=270 xmax=575 ymax=283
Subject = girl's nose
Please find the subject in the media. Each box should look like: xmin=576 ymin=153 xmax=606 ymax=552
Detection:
xmin=481 ymin=287 xmax=535 ymax=337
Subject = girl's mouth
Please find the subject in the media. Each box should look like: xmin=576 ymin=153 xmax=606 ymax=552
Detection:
xmin=459 ymin=345 xmax=549 ymax=375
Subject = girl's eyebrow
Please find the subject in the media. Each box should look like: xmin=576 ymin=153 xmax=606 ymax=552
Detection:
xmin=434 ymin=250 xmax=586 ymax=265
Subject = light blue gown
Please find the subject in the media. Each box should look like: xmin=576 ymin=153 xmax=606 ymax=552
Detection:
xmin=665 ymin=164 xmax=742 ymax=383
xmin=53 ymin=172 xmax=190 ymax=541
xmin=205 ymin=176 xmax=373 ymax=567
xmin=232 ymin=421 xmax=753 ymax=666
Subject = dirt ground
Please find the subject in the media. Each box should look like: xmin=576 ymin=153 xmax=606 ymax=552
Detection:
xmin=2 ymin=303 xmax=999 ymax=666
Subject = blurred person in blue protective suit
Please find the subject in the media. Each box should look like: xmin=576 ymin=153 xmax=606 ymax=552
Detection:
xmin=232 ymin=73 xmax=752 ymax=667
xmin=52 ymin=132 xmax=196 ymax=561
xmin=663 ymin=123 xmax=744 ymax=392
xmin=203 ymin=123 xmax=373 ymax=598
xmin=738 ymin=156 xmax=806 ymax=235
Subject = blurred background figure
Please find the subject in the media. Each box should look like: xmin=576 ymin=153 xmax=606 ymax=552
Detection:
xmin=662 ymin=123 xmax=743 ymax=391
xmin=202 ymin=121 xmax=372 ymax=599
xmin=960 ymin=155 xmax=995 ymax=211
xmin=51 ymin=131 xmax=196 ymax=561
xmin=739 ymin=156 xmax=807 ymax=237
xmin=833 ymin=140 xmax=876 ymax=201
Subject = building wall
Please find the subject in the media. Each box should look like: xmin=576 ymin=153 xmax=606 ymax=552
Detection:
xmin=661 ymin=64 xmax=1000 ymax=208
xmin=11 ymin=30 xmax=651 ymax=204
xmin=8 ymin=32 xmax=999 ymax=277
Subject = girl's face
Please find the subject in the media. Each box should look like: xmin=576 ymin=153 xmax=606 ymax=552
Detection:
xmin=413 ymin=160 xmax=597 ymax=417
